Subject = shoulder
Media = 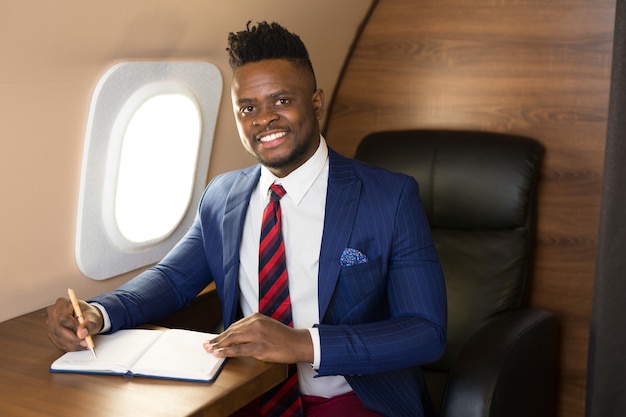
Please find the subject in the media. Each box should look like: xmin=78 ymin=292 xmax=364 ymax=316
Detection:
xmin=205 ymin=165 xmax=259 ymax=191
xmin=198 ymin=164 xmax=260 ymax=207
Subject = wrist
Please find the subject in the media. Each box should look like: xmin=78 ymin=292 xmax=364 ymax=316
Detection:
xmin=295 ymin=328 xmax=314 ymax=363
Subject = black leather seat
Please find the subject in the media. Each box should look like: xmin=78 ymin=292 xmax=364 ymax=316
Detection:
xmin=354 ymin=130 xmax=557 ymax=417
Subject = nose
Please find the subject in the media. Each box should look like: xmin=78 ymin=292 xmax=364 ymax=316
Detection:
xmin=252 ymin=106 xmax=278 ymax=126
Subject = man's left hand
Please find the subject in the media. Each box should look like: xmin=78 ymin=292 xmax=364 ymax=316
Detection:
xmin=203 ymin=312 xmax=314 ymax=364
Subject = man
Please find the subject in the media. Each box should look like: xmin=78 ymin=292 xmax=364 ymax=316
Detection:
xmin=47 ymin=21 xmax=446 ymax=416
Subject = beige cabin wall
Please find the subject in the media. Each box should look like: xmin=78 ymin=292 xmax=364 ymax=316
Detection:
xmin=0 ymin=0 xmax=374 ymax=322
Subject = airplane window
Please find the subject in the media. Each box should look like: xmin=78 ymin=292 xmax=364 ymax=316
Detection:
xmin=114 ymin=93 xmax=200 ymax=244
xmin=77 ymin=62 xmax=222 ymax=280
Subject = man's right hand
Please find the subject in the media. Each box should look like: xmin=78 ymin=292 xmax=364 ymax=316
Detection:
xmin=46 ymin=296 xmax=104 ymax=352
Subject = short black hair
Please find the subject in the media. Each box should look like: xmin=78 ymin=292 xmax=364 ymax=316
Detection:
xmin=227 ymin=21 xmax=316 ymax=84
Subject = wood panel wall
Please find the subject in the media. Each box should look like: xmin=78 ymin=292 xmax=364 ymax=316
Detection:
xmin=323 ymin=1 xmax=616 ymax=416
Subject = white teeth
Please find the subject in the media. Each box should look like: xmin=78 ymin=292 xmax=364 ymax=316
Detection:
xmin=259 ymin=131 xmax=286 ymax=142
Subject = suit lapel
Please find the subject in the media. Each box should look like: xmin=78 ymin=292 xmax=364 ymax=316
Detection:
xmin=318 ymin=150 xmax=362 ymax=320
xmin=218 ymin=153 xmax=361 ymax=325
xmin=221 ymin=166 xmax=260 ymax=327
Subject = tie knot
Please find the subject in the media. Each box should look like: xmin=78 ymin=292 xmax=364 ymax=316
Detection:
xmin=269 ymin=183 xmax=286 ymax=201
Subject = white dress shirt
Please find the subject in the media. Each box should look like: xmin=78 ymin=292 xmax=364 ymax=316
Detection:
xmin=97 ymin=137 xmax=351 ymax=398
xmin=238 ymin=136 xmax=352 ymax=398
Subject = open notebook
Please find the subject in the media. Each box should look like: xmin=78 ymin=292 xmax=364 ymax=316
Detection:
xmin=50 ymin=328 xmax=225 ymax=382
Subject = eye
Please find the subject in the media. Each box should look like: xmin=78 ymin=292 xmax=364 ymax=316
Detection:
xmin=240 ymin=105 xmax=254 ymax=114
xmin=275 ymin=97 xmax=290 ymax=106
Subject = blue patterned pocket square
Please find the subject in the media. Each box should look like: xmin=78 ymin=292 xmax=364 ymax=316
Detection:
xmin=340 ymin=248 xmax=369 ymax=266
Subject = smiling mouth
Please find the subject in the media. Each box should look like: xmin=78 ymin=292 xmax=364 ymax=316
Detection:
xmin=257 ymin=131 xmax=287 ymax=143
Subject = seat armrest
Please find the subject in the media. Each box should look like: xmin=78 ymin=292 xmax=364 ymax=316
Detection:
xmin=441 ymin=308 xmax=557 ymax=417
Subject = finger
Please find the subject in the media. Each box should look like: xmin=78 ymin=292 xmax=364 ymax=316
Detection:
xmin=203 ymin=338 xmax=237 ymax=356
xmin=46 ymin=299 xmax=86 ymax=352
xmin=58 ymin=312 xmax=79 ymax=332
xmin=48 ymin=318 xmax=84 ymax=351
xmin=211 ymin=328 xmax=250 ymax=349
xmin=208 ymin=315 xmax=261 ymax=346
xmin=211 ymin=343 xmax=249 ymax=358
xmin=48 ymin=298 xmax=74 ymax=324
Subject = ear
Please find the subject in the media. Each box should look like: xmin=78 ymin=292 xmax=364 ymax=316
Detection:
xmin=312 ymin=88 xmax=325 ymax=120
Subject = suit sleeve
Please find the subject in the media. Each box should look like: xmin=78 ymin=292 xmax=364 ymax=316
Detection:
xmin=315 ymin=176 xmax=447 ymax=376
xmin=90 ymin=200 xmax=215 ymax=333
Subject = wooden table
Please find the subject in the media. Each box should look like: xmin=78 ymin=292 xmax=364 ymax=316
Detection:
xmin=0 ymin=309 xmax=287 ymax=417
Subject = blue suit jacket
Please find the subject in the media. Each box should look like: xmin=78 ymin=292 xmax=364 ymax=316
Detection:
xmin=93 ymin=148 xmax=447 ymax=416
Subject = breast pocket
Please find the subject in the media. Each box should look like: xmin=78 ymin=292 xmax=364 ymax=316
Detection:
xmin=325 ymin=256 xmax=389 ymax=324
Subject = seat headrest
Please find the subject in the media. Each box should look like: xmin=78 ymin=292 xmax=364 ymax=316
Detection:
xmin=355 ymin=130 xmax=543 ymax=229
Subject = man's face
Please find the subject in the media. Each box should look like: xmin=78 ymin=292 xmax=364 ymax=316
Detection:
xmin=231 ymin=59 xmax=324 ymax=178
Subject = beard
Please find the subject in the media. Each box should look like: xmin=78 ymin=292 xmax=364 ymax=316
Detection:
xmin=252 ymin=135 xmax=315 ymax=171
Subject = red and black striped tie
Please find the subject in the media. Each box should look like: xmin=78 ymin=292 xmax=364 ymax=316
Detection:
xmin=259 ymin=183 xmax=304 ymax=417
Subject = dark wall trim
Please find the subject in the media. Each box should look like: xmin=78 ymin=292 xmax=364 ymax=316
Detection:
xmin=586 ymin=0 xmax=626 ymax=416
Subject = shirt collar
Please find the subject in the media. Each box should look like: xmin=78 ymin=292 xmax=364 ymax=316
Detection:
xmin=259 ymin=135 xmax=329 ymax=206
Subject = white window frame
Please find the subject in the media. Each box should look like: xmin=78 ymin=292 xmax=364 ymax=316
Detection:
xmin=76 ymin=62 xmax=222 ymax=280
